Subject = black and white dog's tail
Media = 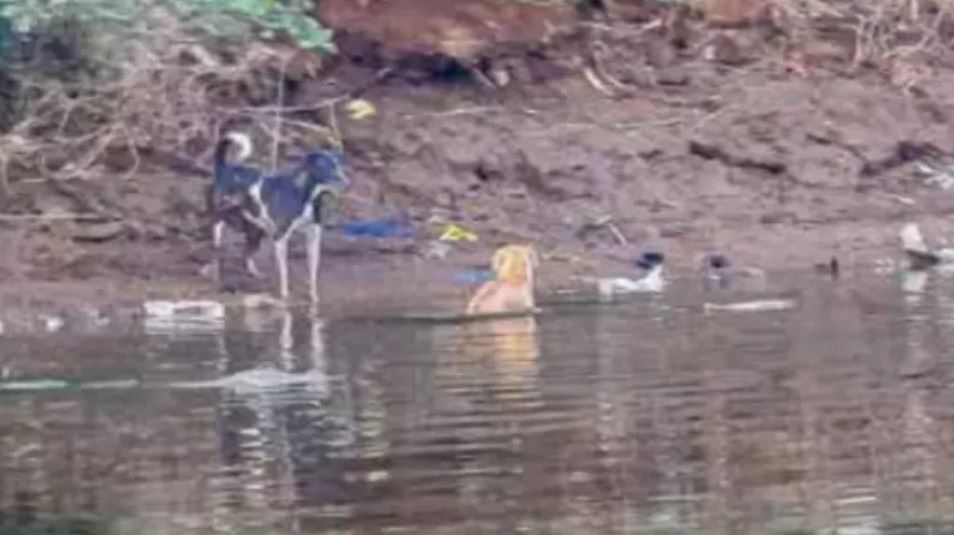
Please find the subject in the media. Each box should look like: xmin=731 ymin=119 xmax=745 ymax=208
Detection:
xmin=207 ymin=131 xmax=257 ymax=223
xmin=213 ymin=131 xmax=253 ymax=170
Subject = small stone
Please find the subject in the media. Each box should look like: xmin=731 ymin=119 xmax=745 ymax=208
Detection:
xmin=655 ymin=68 xmax=691 ymax=86
xmin=72 ymin=221 xmax=125 ymax=242
xmin=660 ymin=224 xmax=692 ymax=238
xmin=701 ymin=34 xmax=746 ymax=65
xmin=759 ymin=211 xmax=797 ymax=225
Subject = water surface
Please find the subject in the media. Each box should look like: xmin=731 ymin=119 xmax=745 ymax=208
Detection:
xmin=3 ymin=270 xmax=954 ymax=534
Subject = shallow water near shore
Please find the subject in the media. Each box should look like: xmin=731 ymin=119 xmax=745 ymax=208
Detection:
xmin=3 ymin=267 xmax=954 ymax=535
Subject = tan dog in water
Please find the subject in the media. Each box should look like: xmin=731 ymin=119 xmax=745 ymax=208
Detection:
xmin=465 ymin=244 xmax=539 ymax=315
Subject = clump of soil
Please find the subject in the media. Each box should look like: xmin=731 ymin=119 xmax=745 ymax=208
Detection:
xmin=3 ymin=0 xmax=954 ymax=306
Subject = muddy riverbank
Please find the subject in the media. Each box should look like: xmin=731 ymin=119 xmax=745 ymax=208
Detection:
xmin=3 ymin=0 xmax=954 ymax=308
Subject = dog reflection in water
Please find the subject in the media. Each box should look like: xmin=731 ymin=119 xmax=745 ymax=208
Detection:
xmin=465 ymin=244 xmax=540 ymax=315
xmin=476 ymin=316 xmax=541 ymax=378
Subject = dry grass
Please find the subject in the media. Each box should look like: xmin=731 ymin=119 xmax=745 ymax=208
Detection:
xmin=0 ymin=9 xmax=342 ymax=201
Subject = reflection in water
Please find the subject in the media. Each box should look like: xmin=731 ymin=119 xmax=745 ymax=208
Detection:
xmin=6 ymin=274 xmax=954 ymax=533
xmin=210 ymin=309 xmax=330 ymax=534
xmin=460 ymin=316 xmax=541 ymax=390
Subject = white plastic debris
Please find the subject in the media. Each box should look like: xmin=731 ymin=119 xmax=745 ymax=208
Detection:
xmin=242 ymin=293 xmax=284 ymax=309
xmin=143 ymin=300 xmax=225 ymax=319
xmin=165 ymin=366 xmax=329 ymax=395
xmin=80 ymin=379 xmax=140 ymax=390
xmin=0 ymin=379 xmax=71 ymax=391
xmin=143 ymin=299 xmax=226 ymax=334
xmin=36 ymin=314 xmax=64 ymax=333
xmin=703 ymin=298 xmax=796 ymax=313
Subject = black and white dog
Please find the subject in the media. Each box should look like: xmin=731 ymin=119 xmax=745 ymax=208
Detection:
xmin=207 ymin=132 xmax=349 ymax=303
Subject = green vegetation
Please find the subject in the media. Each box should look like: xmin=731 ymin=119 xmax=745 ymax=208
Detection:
xmin=0 ymin=6 xmax=12 ymax=60
xmin=0 ymin=0 xmax=334 ymax=57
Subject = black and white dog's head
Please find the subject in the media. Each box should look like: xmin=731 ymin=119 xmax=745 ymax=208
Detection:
xmin=289 ymin=149 xmax=349 ymax=226
xmin=301 ymin=149 xmax=349 ymax=190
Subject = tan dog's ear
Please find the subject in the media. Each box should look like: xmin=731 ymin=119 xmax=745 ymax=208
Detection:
xmin=528 ymin=247 xmax=540 ymax=268
xmin=491 ymin=246 xmax=510 ymax=275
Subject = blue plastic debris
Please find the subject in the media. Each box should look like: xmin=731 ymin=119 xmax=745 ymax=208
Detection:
xmin=454 ymin=268 xmax=495 ymax=284
xmin=340 ymin=218 xmax=414 ymax=238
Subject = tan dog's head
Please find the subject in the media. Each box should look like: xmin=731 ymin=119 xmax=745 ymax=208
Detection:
xmin=490 ymin=245 xmax=539 ymax=285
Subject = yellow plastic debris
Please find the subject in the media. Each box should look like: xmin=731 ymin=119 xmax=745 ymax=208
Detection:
xmin=345 ymin=99 xmax=377 ymax=120
xmin=439 ymin=223 xmax=478 ymax=243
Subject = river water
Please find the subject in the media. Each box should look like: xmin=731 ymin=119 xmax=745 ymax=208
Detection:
xmin=2 ymin=268 xmax=954 ymax=534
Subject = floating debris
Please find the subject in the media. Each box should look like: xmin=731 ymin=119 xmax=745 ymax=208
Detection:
xmin=79 ymin=379 xmax=141 ymax=390
xmin=0 ymin=379 xmax=71 ymax=391
xmin=165 ymin=366 xmax=328 ymax=395
xmin=0 ymin=377 xmax=141 ymax=392
xmin=143 ymin=300 xmax=225 ymax=319
xmin=241 ymin=293 xmax=285 ymax=310
xmin=704 ymin=298 xmax=796 ymax=313
xmin=36 ymin=314 xmax=65 ymax=333
xmin=143 ymin=299 xmax=226 ymax=334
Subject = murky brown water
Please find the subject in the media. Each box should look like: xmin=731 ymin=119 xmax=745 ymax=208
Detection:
xmin=3 ymin=269 xmax=954 ymax=535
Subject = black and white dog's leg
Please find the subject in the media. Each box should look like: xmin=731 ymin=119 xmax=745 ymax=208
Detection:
xmin=213 ymin=220 xmax=225 ymax=248
xmin=204 ymin=184 xmax=225 ymax=282
xmin=240 ymin=218 xmax=265 ymax=279
xmin=305 ymin=223 xmax=322 ymax=304
xmin=273 ymin=235 xmax=291 ymax=301
xmin=210 ymin=220 xmax=226 ymax=283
